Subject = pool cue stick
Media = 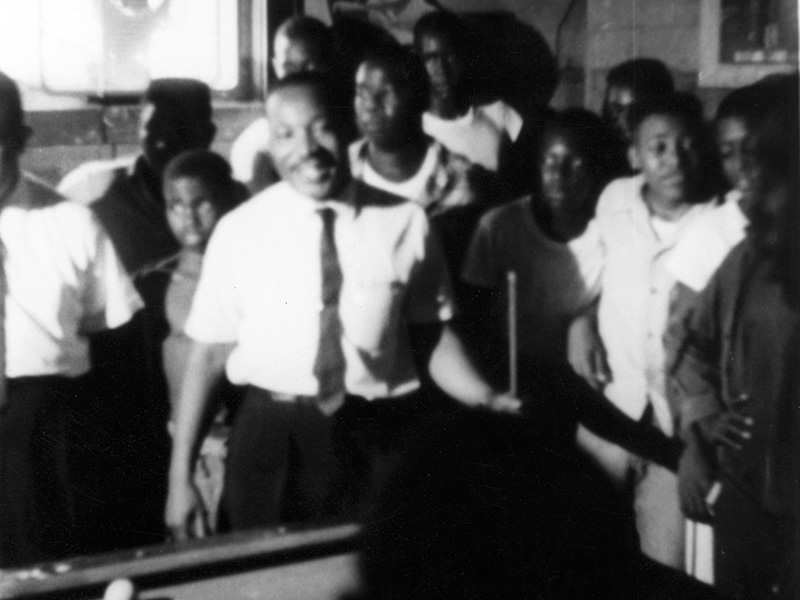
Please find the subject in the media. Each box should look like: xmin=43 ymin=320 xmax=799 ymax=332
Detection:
xmin=507 ymin=271 xmax=518 ymax=397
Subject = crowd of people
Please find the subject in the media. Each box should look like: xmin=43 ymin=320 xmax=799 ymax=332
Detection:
xmin=0 ymin=8 xmax=796 ymax=600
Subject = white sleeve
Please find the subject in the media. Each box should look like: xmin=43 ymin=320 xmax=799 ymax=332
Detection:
xmin=184 ymin=219 xmax=241 ymax=343
xmin=665 ymin=220 xmax=714 ymax=292
xmin=461 ymin=213 xmax=500 ymax=288
xmin=82 ymin=215 xmax=143 ymax=331
xmin=229 ymin=119 xmax=270 ymax=184
xmin=405 ymin=210 xmax=454 ymax=324
xmin=567 ymin=186 xmax=616 ymax=302
xmin=503 ymin=104 xmax=524 ymax=142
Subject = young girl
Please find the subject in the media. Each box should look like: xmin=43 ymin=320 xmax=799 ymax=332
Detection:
xmin=147 ymin=149 xmax=245 ymax=533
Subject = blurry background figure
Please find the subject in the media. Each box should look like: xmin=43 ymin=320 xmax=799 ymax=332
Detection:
xmin=59 ymin=80 xmax=216 ymax=275
xmin=413 ymin=11 xmax=529 ymax=193
xmin=329 ymin=0 xmax=441 ymax=45
xmin=0 ymin=70 xmax=143 ymax=567
xmin=600 ymin=58 xmax=675 ymax=179
xmin=349 ymin=42 xmax=505 ymax=300
xmin=230 ymin=16 xmax=335 ymax=194
xmin=671 ymin=88 xmax=799 ymax=600
xmin=666 ymin=75 xmax=798 ymax=320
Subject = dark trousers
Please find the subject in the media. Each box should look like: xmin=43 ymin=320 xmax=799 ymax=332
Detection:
xmin=0 ymin=376 xmax=80 ymax=568
xmin=224 ymin=387 xmax=437 ymax=530
xmin=715 ymin=482 xmax=795 ymax=600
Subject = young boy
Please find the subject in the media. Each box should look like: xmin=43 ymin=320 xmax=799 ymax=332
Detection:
xmin=671 ymin=95 xmax=798 ymax=599
xmin=349 ymin=43 xmax=504 ymax=299
xmin=601 ymin=58 xmax=675 ymax=178
xmin=141 ymin=150 xmax=244 ymax=533
xmin=461 ymin=109 xmax=609 ymax=371
xmin=568 ymin=94 xmax=718 ymax=568
xmin=413 ymin=12 xmax=524 ymax=176
xmin=665 ymin=82 xmax=777 ymax=301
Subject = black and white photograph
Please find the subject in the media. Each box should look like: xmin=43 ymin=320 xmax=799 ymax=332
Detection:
xmin=0 ymin=1 xmax=797 ymax=599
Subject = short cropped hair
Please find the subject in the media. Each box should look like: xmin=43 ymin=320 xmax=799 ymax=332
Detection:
xmin=542 ymin=108 xmax=608 ymax=161
xmin=413 ymin=10 xmax=468 ymax=55
xmin=715 ymin=83 xmax=772 ymax=126
xmin=267 ymin=71 xmax=349 ymax=129
xmin=751 ymin=85 xmax=799 ymax=183
xmin=542 ymin=108 xmax=616 ymax=191
xmin=627 ymin=92 xmax=705 ymax=141
xmin=359 ymin=43 xmax=430 ymax=115
xmin=0 ymin=70 xmax=26 ymax=152
xmin=144 ymin=78 xmax=213 ymax=126
xmin=163 ymin=150 xmax=239 ymax=213
xmin=276 ymin=16 xmax=333 ymax=58
xmin=606 ymin=58 xmax=674 ymax=99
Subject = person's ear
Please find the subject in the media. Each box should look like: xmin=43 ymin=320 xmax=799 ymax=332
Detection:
xmin=627 ymin=144 xmax=640 ymax=171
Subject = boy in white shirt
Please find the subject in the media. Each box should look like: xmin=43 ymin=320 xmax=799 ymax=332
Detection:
xmin=568 ymin=94 xmax=718 ymax=569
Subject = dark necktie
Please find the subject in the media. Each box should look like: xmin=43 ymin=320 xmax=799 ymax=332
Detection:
xmin=313 ymin=207 xmax=346 ymax=415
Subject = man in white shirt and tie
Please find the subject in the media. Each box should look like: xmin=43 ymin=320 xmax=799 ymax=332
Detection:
xmin=166 ymin=72 xmax=518 ymax=537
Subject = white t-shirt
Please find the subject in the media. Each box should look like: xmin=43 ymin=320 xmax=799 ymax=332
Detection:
xmin=360 ymin=142 xmax=439 ymax=204
xmin=186 ymin=179 xmax=453 ymax=399
xmin=462 ymin=195 xmax=593 ymax=362
xmin=665 ymin=190 xmax=748 ymax=292
xmin=4 ymin=174 xmax=143 ymax=378
xmin=422 ymin=100 xmax=523 ymax=172
xmin=229 ymin=118 xmax=270 ymax=185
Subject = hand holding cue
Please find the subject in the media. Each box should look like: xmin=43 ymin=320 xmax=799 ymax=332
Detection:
xmin=507 ymin=271 xmax=517 ymax=398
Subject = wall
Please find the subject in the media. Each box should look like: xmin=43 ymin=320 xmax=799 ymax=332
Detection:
xmin=584 ymin=0 xmax=735 ymax=116
xmin=21 ymin=103 xmax=263 ymax=186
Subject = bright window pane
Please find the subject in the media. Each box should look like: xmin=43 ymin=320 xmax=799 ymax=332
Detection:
xmin=33 ymin=0 xmax=238 ymax=94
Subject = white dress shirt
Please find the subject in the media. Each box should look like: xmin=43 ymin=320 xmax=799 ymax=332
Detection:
xmin=186 ymin=179 xmax=453 ymax=400
xmin=3 ymin=174 xmax=143 ymax=378
xmin=569 ymin=175 xmax=717 ymax=432
xmin=665 ymin=189 xmax=748 ymax=292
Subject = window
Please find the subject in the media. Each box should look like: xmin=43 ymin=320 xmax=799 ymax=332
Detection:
xmin=0 ymin=0 xmax=241 ymax=96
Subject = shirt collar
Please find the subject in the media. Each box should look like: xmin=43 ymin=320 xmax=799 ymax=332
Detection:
xmin=285 ymin=177 xmax=361 ymax=215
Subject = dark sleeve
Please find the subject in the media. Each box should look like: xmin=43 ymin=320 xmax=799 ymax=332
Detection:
xmin=664 ymin=281 xmax=700 ymax=425
xmin=569 ymin=370 xmax=683 ymax=471
xmin=671 ymin=259 xmax=730 ymax=437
